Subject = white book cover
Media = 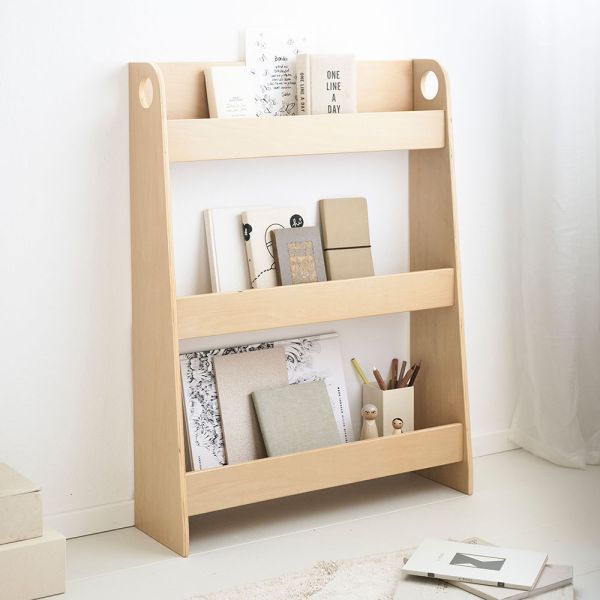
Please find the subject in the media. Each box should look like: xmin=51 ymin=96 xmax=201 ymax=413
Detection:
xmin=402 ymin=539 xmax=547 ymax=591
xmin=241 ymin=207 xmax=312 ymax=289
xmin=245 ymin=29 xmax=309 ymax=117
xmin=204 ymin=66 xmax=254 ymax=118
xmin=446 ymin=538 xmax=573 ymax=600
xmin=180 ymin=333 xmax=352 ymax=471
xmin=204 ymin=206 xmax=258 ymax=293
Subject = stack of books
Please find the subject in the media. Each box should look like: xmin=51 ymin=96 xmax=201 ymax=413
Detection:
xmin=0 ymin=463 xmax=66 ymax=599
xmin=397 ymin=538 xmax=574 ymax=599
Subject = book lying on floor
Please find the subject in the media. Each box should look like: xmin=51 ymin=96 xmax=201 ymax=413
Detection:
xmin=451 ymin=563 xmax=573 ymax=600
xmin=402 ymin=539 xmax=547 ymax=591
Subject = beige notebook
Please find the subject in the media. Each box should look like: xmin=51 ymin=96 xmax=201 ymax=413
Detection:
xmin=213 ymin=347 xmax=288 ymax=464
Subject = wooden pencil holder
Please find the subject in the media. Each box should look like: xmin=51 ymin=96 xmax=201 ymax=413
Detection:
xmin=362 ymin=383 xmax=415 ymax=436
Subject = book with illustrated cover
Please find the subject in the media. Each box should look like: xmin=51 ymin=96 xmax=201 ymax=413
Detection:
xmin=245 ymin=29 xmax=309 ymax=117
xmin=402 ymin=539 xmax=547 ymax=591
xmin=180 ymin=333 xmax=353 ymax=471
xmin=253 ymin=380 xmax=340 ymax=456
xmin=296 ymin=54 xmax=357 ymax=115
xmin=241 ymin=207 xmax=311 ymax=289
xmin=204 ymin=206 xmax=257 ymax=293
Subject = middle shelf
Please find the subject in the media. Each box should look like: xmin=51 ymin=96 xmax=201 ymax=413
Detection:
xmin=176 ymin=268 xmax=455 ymax=339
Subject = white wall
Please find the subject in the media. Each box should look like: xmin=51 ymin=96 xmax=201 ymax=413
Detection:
xmin=0 ymin=0 xmax=520 ymax=536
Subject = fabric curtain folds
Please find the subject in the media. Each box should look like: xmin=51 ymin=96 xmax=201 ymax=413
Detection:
xmin=509 ymin=0 xmax=600 ymax=467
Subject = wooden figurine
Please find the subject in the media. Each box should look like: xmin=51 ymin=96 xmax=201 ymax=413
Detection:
xmin=392 ymin=417 xmax=404 ymax=435
xmin=360 ymin=404 xmax=379 ymax=440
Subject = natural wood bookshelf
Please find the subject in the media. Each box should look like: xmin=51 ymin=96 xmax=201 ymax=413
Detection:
xmin=129 ymin=59 xmax=472 ymax=557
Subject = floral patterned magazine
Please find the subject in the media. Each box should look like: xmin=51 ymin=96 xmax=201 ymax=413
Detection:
xmin=180 ymin=333 xmax=352 ymax=471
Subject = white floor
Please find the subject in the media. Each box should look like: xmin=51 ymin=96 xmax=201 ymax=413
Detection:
xmin=62 ymin=450 xmax=600 ymax=599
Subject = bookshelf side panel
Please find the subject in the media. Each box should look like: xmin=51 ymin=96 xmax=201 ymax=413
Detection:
xmin=409 ymin=59 xmax=473 ymax=494
xmin=129 ymin=63 xmax=189 ymax=555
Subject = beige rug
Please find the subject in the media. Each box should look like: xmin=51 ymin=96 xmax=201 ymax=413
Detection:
xmin=191 ymin=549 xmax=408 ymax=600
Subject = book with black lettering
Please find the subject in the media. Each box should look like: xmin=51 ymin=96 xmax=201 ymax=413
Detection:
xmin=296 ymin=54 xmax=356 ymax=115
xmin=402 ymin=539 xmax=547 ymax=591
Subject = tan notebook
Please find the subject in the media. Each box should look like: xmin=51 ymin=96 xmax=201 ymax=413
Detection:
xmin=213 ymin=347 xmax=288 ymax=464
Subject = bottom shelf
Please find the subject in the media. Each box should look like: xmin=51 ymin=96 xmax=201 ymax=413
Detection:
xmin=185 ymin=423 xmax=464 ymax=516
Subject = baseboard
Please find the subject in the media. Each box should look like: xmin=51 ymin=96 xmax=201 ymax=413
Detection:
xmin=45 ymin=500 xmax=134 ymax=539
xmin=471 ymin=429 xmax=519 ymax=457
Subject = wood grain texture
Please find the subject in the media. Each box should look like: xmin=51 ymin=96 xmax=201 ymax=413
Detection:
xmin=158 ymin=60 xmax=413 ymax=120
xmin=176 ymin=268 xmax=455 ymax=339
xmin=186 ymin=423 xmax=463 ymax=515
xmin=130 ymin=63 xmax=190 ymax=556
xmin=167 ymin=110 xmax=444 ymax=162
xmin=409 ymin=60 xmax=473 ymax=494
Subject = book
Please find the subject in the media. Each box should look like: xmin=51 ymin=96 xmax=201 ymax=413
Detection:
xmin=451 ymin=564 xmax=573 ymax=600
xmin=252 ymin=380 xmax=340 ymax=456
xmin=204 ymin=206 xmax=256 ymax=293
xmin=245 ymin=29 xmax=309 ymax=117
xmin=180 ymin=341 xmax=272 ymax=470
xmin=319 ymin=197 xmax=374 ymax=280
xmin=402 ymin=539 xmax=548 ymax=591
xmin=271 ymin=226 xmax=326 ymax=285
xmin=296 ymin=54 xmax=357 ymax=115
xmin=204 ymin=66 xmax=254 ymax=118
xmin=180 ymin=333 xmax=353 ymax=470
xmin=275 ymin=333 xmax=354 ymax=444
xmin=213 ymin=347 xmax=288 ymax=464
xmin=447 ymin=538 xmax=573 ymax=600
xmin=241 ymin=207 xmax=311 ymax=289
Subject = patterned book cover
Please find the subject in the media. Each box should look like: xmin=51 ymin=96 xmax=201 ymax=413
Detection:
xmin=180 ymin=333 xmax=353 ymax=471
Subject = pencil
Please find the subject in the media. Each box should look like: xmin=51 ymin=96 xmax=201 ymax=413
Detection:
xmin=351 ymin=358 xmax=369 ymax=385
xmin=390 ymin=358 xmax=398 ymax=389
xmin=373 ymin=367 xmax=387 ymax=391
xmin=408 ymin=361 xmax=421 ymax=386
xmin=398 ymin=364 xmax=415 ymax=388
xmin=397 ymin=360 xmax=407 ymax=387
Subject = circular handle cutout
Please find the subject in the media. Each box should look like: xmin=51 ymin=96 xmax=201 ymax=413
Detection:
xmin=139 ymin=78 xmax=154 ymax=109
xmin=420 ymin=71 xmax=439 ymax=101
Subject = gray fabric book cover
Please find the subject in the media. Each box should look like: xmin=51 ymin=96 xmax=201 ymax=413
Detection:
xmin=213 ymin=347 xmax=288 ymax=464
xmin=271 ymin=226 xmax=326 ymax=285
xmin=252 ymin=380 xmax=341 ymax=457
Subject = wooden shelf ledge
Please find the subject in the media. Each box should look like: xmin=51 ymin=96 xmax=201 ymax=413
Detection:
xmin=186 ymin=423 xmax=463 ymax=516
xmin=167 ymin=110 xmax=445 ymax=162
xmin=176 ymin=268 xmax=455 ymax=339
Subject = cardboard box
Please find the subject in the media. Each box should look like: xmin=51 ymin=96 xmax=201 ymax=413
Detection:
xmin=0 ymin=527 xmax=66 ymax=599
xmin=0 ymin=464 xmax=42 ymax=545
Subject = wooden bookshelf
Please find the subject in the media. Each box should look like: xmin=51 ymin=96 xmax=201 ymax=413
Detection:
xmin=129 ymin=58 xmax=472 ymax=557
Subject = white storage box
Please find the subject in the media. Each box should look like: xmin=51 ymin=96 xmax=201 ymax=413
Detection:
xmin=362 ymin=383 xmax=415 ymax=436
xmin=0 ymin=527 xmax=66 ymax=599
xmin=0 ymin=464 xmax=42 ymax=545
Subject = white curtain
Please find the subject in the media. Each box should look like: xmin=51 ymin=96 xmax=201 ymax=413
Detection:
xmin=509 ymin=1 xmax=600 ymax=467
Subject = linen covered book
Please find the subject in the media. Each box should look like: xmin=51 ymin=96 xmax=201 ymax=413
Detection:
xmin=252 ymin=380 xmax=340 ymax=457
xmin=296 ymin=54 xmax=357 ymax=115
xmin=402 ymin=539 xmax=547 ymax=591
xmin=271 ymin=226 xmax=326 ymax=285
xmin=213 ymin=347 xmax=288 ymax=464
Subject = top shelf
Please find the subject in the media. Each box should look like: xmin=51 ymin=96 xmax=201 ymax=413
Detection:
xmin=167 ymin=110 xmax=445 ymax=162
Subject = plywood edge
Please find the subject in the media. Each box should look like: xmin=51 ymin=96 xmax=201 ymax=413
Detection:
xmin=186 ymin=423 xmax=463 ymax=516
xmin=167 ymin=110 xmax=444 ymax=162
xmin=177 ymin=268 xmax=455 ymax=339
